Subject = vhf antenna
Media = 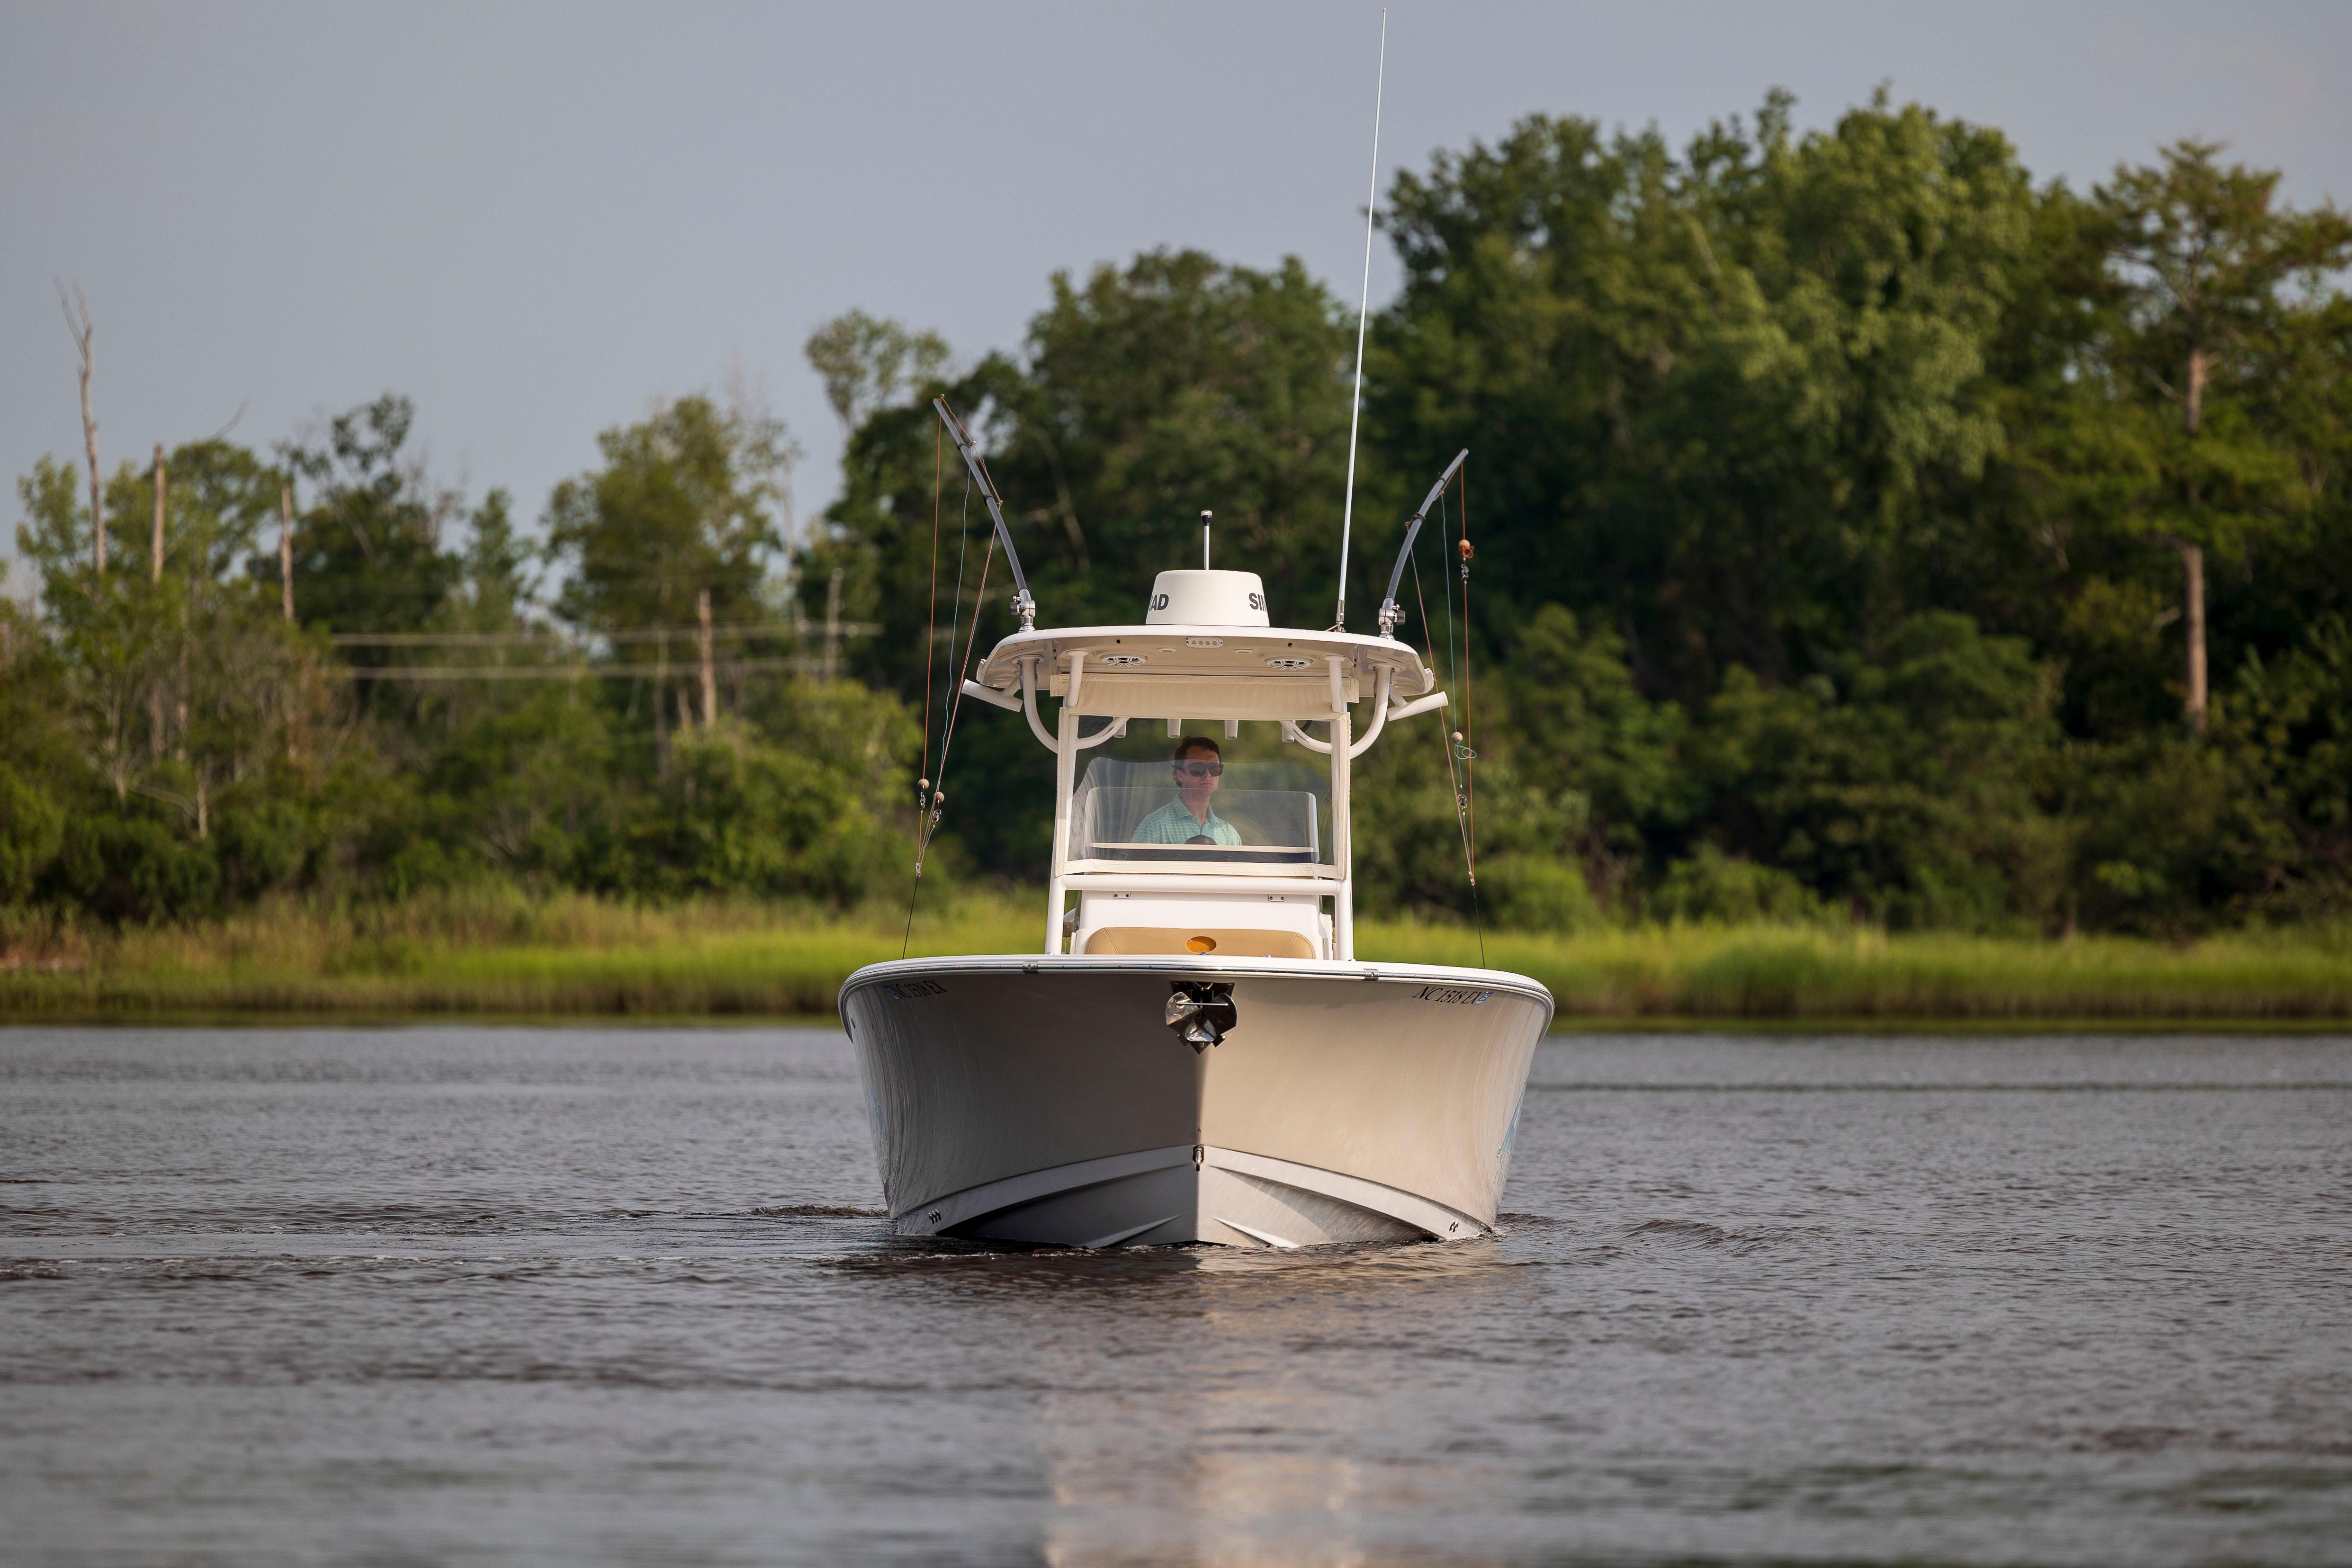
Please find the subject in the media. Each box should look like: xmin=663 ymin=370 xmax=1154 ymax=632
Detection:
xmin=1332 ymin=7 xmax=1387 ymax=631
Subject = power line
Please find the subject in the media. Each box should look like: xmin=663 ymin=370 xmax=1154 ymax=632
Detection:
xmin=332 ymin=658 xmax=842 ymax=681
xmin=328 ymin=622 xmax=879 ymax=647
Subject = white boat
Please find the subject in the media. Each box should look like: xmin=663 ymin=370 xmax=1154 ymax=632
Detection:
xmin=839 ymin=421 xmax=1553 ymax=1249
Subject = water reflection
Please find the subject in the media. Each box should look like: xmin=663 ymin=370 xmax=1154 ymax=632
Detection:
xmin=833 ymin=1234 xmax=1544 ymax=1561
xmin=1014 ymin=1240 xmax=1537 ymax=1565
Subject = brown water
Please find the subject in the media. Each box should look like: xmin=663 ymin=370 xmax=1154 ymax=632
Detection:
xmin=2 ymin=1026 xmax=2348 ymax=1565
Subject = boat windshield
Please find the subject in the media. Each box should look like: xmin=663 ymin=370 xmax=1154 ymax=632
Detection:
xmin=1073 ymin=751 xmax=1332 ymax=868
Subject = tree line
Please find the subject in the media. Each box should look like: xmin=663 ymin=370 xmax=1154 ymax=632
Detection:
xmin=9 ymin=92 xmax=2351 ymax=935
xmin=5 ymin=385 xmax=911 ymax=923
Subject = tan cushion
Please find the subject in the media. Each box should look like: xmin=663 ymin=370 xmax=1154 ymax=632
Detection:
xmin=1083 ymin=926 xmax=1315 ymax=959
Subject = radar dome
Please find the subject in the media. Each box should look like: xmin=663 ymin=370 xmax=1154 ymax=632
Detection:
xmin=1145 ymin=570 xmax=1270 ymax=627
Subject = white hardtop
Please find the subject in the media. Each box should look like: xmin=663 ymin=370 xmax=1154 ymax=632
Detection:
xmin=971 ymin=623 xmax=1433 ymax=721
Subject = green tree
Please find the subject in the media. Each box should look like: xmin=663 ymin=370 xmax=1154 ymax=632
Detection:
xmin=284 ymin=395 xmax=464 ymax=639
xmin=0 ymin=603 xmax=71 ymax=905
xmin=1688 ymin=612 xmax=2068 ymax=929
xmin=459 ymin=488 xmax=531 ymax=630
xmin=547 ymin=394 xmax=799 ymax=752
xmin=806 ymin=310 xmax=951 ymax=434
xmin=0 ymin=764 xmax=65 ymax=905
xmin=2204 ymin=615 xmax=2352 ymax=918
xmin=14 ymin=456 xmax=151 ymax=800
xmin=585 ymin=679 xmax=916 ymax=907
xmin=2088 ymin=142 xmax=2352 ymax=731
xmin=413 ymin=688 xmax=619 ymax=880
xmin=17 ymin=445 xmax=330 ymax=819
xmin=1373 ymin=92 xmax=2033 ymax=700
xmin=550 ymin=394 xmax=795 ymax=636
xmin=1507 ymin=605 xmax=1697 ymax=900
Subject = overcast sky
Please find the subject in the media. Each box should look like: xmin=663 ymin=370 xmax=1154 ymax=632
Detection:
xmin=6 ymin=0 xmax=2348 ymax=592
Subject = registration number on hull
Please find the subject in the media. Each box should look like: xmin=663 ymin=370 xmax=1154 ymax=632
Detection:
xmin=1417 ymin=985 xmax=1493 ymax=1005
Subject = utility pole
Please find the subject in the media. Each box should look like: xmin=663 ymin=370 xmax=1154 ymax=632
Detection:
xmin=279 ymin=482 xmax=295 ymax=621
xmin=696 ymin=589 xmax=716 ymax=728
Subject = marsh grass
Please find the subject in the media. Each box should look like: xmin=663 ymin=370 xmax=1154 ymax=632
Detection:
xmin=4 ymin=889 xmax=2351 ymax=1024
xmin=0 ymin=887 xmax=1014 ymax=1021
xmin=1367 ymin=919 xmax=2352 ymax=1022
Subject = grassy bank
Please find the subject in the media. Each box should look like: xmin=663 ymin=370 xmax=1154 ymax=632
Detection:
xmin=4 ymin=890 xmax=2352 ymax=1025
xmin=0 ymin=891 xmax=1005 ymax=1021
xmin=1377 ymin=922 xmax=2352 ymax=1024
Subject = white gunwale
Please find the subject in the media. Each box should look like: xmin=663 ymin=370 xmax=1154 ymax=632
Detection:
xmin=840 ymin=953 xmax=1556 ymax=1020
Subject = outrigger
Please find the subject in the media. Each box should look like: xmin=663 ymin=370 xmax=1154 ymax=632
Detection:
xmin=836 ymin=405 xmax=1552 ymax=1249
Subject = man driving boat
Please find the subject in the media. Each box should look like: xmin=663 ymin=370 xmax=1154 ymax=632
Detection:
xmin=1133 ymin=736 xmax=1242 ymax=846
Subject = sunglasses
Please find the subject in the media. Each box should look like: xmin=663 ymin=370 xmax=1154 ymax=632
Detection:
xmin=1174 ymin=762 xmax=1225 ymax=779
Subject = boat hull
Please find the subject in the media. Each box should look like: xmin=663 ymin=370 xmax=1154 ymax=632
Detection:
xmin=839 ymin=956 xmax=1552 ymax=1248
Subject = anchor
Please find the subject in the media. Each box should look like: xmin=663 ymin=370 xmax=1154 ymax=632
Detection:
xmin=1164 ymin=982 xmax=1237 ymax=1051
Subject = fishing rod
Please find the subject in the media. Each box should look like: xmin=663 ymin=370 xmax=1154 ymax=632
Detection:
xmin=1376 ymin=448 xmax=1467 ymax=639
xmin=933 ymin=395 xmax=1037 ymax=632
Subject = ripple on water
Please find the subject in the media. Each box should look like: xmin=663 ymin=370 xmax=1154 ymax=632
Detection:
xmin=2 ymin=1024 xmax=2349 ymax=1566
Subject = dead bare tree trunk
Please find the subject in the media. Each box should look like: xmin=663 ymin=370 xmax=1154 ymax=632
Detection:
xmin=278 ymin=481 xmax=296 ymax=621
xmin=60 ymin=286 xmax=103 ymax=575
xmin=697 ymin=588 xmax=716 ymax=727
xmin=150 ymin=445 xmax=168 ymax=760
xmin=2182 ymin=541 xmax=2208 ymax=733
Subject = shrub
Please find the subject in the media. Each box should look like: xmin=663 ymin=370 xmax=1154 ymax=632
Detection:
xmin=1478 ymin=851 xmax=1604 ymax=932
xmin=0 ymin=766 xmax=64 ymax=905
xmin=48 ymin=813 xmax=221 ymax=924
xmin=1651 ymin=843 xmax=1839 ymax=926
xmin=213 ymin=800 xmax=314 ymax=901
